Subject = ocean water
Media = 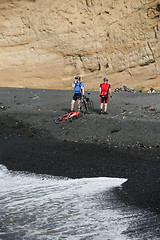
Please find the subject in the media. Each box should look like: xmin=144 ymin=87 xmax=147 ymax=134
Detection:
xmin=0 ymin=164 xmax=160 ymax=240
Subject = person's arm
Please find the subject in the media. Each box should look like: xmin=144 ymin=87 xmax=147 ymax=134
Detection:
xmin=81 ymin=86 xmax=84 ymax=95
xmin=81 ymin=83 xmax=85 ymax=95
xmin=109 ymin=88 xmax=112 ymax=97
xmin=72 ymin=81 xmax=76 ymax=88
xmin=99 ymin=84 xmax=102 ymax=95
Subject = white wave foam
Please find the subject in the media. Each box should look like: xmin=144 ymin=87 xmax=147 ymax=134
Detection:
xmin=0 ymin=164 xmax=159 ymax=240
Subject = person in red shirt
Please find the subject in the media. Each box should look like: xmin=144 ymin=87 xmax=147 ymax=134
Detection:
xmin=99 ymin=78 xmax=112 ymax=114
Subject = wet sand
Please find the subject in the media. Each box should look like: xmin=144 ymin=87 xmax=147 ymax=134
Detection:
xmin=0 ymin=87 xmax=160 ymax=212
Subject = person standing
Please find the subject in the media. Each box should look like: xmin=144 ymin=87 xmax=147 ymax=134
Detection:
xmin=71 ymin=76 xmax=84 ymax=111
xmin=99 ymin=78 xmax=112 ymax=114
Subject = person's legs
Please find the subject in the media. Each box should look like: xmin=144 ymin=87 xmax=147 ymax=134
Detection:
xmin=100 ymin=97 xmax=103 ymax=114
xmin=100 ymin=103 xmax=103 ymax=111
xmin=104 ymin=103 xmax=108 ymax=112
xmin=78 ymin=99 xmax=81 ymax=110
xmin=71 ymin=99 xmax=75 ymax=111
xmin=71 ymin=93 xmax=78 ymax=111
xmin=104 ymin=97 xmax=108 ymax=113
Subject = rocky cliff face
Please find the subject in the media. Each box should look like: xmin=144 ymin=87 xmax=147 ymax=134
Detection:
xmin=0 ymin=0 xmax=159 ymax=90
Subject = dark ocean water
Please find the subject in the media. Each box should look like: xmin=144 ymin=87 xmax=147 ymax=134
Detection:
xmin=0 ymin=164 xmax=160 ymax=240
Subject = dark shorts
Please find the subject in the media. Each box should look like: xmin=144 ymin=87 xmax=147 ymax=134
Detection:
xmin=73 ymin=93 xmax=82 ymax=101
xmin=100 ymin=95 xmax=109 ymax=103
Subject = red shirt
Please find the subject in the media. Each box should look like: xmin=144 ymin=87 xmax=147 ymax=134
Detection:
xmin=100 ymin=83 xmax=110 ymax=96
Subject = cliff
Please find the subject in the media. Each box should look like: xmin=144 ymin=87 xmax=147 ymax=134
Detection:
xmin=0 ymin=0 xmax=160 ymax=91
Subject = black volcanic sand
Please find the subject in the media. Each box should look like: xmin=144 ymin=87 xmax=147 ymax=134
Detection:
xmin=0 ymin=87 xmax=160 ymax=213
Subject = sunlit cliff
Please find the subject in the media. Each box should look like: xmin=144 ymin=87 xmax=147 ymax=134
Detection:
xmin=0 ymin=0 xmax=160 ymax=90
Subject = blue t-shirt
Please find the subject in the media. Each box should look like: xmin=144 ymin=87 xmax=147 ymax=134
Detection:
xmin=74 ymin=81 xmax=84 ymax=93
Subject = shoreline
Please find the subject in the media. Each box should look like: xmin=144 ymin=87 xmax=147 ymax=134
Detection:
xmin=0 ymin=87 xmax=160 ymax=213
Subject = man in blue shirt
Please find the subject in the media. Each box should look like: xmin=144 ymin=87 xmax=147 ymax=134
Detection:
xmin=71 ymin=76 xmax=84 ymax=111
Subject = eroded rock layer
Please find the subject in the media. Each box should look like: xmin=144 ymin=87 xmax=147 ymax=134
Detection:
xmin=0 ymin=0 xmax=160 ymax=90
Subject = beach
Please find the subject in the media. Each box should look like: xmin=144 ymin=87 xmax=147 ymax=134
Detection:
xmin=0 ymin=87 xmax=160 ymax=213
